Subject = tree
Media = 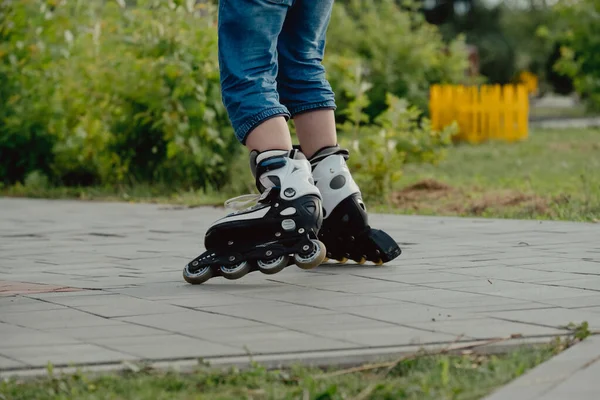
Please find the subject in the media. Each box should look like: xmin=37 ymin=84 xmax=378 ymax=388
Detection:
xmin=552 ymin=0 xmax=600 ymax=110
xmin=438 ymin=1 xmax=516 ymax=84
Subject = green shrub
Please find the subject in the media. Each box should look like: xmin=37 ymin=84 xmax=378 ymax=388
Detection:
xmin=1 ymin=0 xmax=460 ymax=202
xmin=499 ymin=3 xmax=556 ymax=91
xmin=326 ymin=0 xmax=469 ymax=120
xmin=439 ymin=2 xmax=517 ymax=85
xmin=551 ymin=0 xmax=600 ymax=112
xmin=0 ymin=0 xmax=237 ymax=188
xmin=335 ymin=61 xmax=456 ymax=203
xmin=0 ymin=0 xmax=58 ymax=185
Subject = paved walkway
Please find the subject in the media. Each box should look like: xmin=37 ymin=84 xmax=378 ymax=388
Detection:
xmin=1 ymin=198 xmax=599 ymax=396
xmin=530 ymin=116 xmax=600 ymax=129
xmin=485 ymin=335 xmax=600 ymax=400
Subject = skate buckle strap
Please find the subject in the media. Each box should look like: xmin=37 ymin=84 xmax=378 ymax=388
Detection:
xmin=224 ymin=193 xmax=261 ymax=211
xmin=309 ymin=146 xmax=350 ymax=168
xmin=223 ymin=187 xmax=273 ymax=211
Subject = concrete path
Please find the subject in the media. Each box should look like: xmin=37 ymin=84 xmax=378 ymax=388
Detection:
xmin=1 ymin=198 xmax=599 ymax=396
xmin=484 ymin=335 xmax=600 ymax=400
xmin=530 ymin=117 xmax=600 ymax=129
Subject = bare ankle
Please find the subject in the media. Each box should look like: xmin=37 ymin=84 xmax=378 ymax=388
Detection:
xmin=294 ymin=109 xmax=337 ymax=158
xmin=245 ymin=116 xmax=293 ymax=152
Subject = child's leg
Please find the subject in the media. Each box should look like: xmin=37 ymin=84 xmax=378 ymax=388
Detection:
xmin=181 ymin=0 xmax=328 ymax=285
xmin=275 ymin=0 xmax=337 ymax=158
xmin=245 ymin=117 xmax=292 ymax=152
xmin=293 ymin=109 xmax=337 ymax=159
xmin=277 ymin=0 xmax=402 ymax=265
xmin=218 ymin=0 xmax=292 ymax=151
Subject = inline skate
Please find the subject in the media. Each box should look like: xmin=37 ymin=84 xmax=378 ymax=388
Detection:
xmin=309 ymin=145 xmax=402 ymax=265
xmin=183 ymin=149 xmax=327 ymax=284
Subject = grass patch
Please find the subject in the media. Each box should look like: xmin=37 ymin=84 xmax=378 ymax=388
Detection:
xmin=1 ymin=128 xmax=599 ymax=221
xmin=0 ymin=342 xmax=565 ymax=400
xmin=0 ymin=183 xmax=227 ymax=207
xmin=0 ymin=153 xmax=256 ymax=208
xmin=382 ymin=127 xmax=600 ymax=221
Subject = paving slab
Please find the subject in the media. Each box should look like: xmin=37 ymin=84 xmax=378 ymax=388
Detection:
xmin=484 ymin=335 xmax=600 ymax=400
xmin=1 ymin=198 xmax=599 ymax=398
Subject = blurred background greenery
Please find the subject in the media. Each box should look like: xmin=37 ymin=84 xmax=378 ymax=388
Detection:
xmin=1 ymin=0 xmax=598 ymax=219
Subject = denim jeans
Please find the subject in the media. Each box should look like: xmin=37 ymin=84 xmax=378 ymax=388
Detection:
xmin=218 ymin=0 xmax=337 ymax=144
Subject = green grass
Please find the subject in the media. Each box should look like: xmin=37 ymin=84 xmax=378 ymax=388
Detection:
xmin=378 ymin=127 xmax=600 ymax=221
xmin=0 ymin=183 xmax=227 ymax=207
xmin=0 ymin=344 xmax=561 ymax=400
xmin=2 ymin=128 xmax=599 ymax=221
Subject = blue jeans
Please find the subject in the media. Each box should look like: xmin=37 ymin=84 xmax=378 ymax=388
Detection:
xmin=218 ymin=0 xmax=337 ymax=144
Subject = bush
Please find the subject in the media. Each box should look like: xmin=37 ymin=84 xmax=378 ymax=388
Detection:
xmin=0 ymin=0 xmax=236 ymax=188
xmin=1 ymin=0 xmax=461 ymax=201
xmin=551 ymin=0 xmax=600 ymax=111
xmin=438 ymin=2 xmax=508 ymax=84
xmin=0 ymin=0 xmax=58 ymax=185
xmin=335 ymin=61 xmax=456 ymax=203
xmin=325 ymin=0 xmax=469 ymax=121
xmin=499 ymin=3 xmax=557 ymax=91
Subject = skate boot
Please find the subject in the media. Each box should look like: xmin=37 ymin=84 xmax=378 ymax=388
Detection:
xmin=309 ymin=145 xmax=401 ymax=265
xmin=183 ymin=149 xmax=327 ymax=284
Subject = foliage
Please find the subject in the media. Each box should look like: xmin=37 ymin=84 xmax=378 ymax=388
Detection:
xmin=0 ymin=0 xmax=237 ymax=188
xmin=551 ymin=0 xmax=600 ymax=111
xmin=0 ymin=0 xmax=57 ymax=185
xmin=565 ymin=321 xmax=591 ymax=342
xmin=326 ymin=0 xmax=469 ymax=120
xmin=499 ymin=2 xmax=557 ymax=92
xmin=439 ymin=1 xmax=515 ymax=84
xmin=437 ymin=0 xmax=575 ymax=94
xmin=0 ymin=0 xmax=462 ymax=199
xmin=544 ymin=42 xmax=575 ymax=95
xmin=335 ymin=61 xmax=455 ymax=203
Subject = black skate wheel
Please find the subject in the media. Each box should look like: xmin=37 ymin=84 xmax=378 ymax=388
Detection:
xmin=293 ymin=240 xmax=326 ymax=270
xmin=220 ymin=261 xmax=250 ymax=280
xmin=257 ymin=255 xmax=288 ymax=275
xmin=183 ymin=264 xmax=213 ymax=285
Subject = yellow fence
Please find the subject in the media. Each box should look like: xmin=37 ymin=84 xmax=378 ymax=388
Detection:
xmin=430 ymin=84 xmax=529 ymax=143
xmin=518 ymin=71 xmax=539 ymax=95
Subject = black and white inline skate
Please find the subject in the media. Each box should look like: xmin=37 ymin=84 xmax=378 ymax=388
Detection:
xmin=309 ymin=145 xmax=402 ymax=265
xmin=183 ymin=149 xmax=327 ymax=284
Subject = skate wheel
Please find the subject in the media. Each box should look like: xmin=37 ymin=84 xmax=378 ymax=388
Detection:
xmin=220 ymin=261 xmax=250 ymax=280
xmin=356 ymin=257 xmax=366 ymax=265
xmin=323 ymin=257 xmax=329 ymax=263
xmin=293 ymin=240 xmax=326 ymax=270
xmin=183 ymin=263 xmax=213 ymax=285
xmin=373 ymin=259 xmax=384 ymax=266
xmin=257 ymin=255 xmax=288 ymax=275
xmin=337 ymin=257 xmax=348 ymax=264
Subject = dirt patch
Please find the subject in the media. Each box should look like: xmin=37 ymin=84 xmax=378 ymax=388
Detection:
xmin=393 ymin=179 xmax=455 ymax=204
xmin=467 ymin=191 xmax=550 ymax=216
xmin=548 ymin=142 xmax=574 ymax=152
xmin=548 ymin=141 xmax=600 ymax=152
xmin=392 ymin=179 xmax=554 ymax=217
xmin=400 ymin=179 xmax=453 ymax=192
